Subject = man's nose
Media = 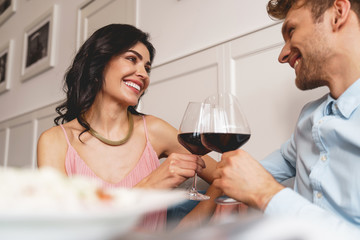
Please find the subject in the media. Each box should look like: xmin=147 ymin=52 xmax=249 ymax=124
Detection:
xmin=278 ymin=42 xmax=290 ymax=63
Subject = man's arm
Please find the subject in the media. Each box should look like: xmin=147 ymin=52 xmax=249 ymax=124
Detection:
xmin=260 ymin=140 xmax=297 ymax=183
xmin=265 ymin=188 xmax=360 ymax=239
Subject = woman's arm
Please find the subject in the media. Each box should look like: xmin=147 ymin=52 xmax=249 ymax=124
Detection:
xmin=133 ymin=115 xmax=205 ymax=188
xmin=145 ymin=115 xmax=222 ymax=227
xmin=175 ymin=155 xmax=222 ymax=228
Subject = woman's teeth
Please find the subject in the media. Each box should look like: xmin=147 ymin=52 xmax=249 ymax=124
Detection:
xmin=124 ymin=81 xmax=140 ymax=91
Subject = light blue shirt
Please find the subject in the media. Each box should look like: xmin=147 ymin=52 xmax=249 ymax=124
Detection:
xmin=261 ymin=78 xmax=360 ymax=234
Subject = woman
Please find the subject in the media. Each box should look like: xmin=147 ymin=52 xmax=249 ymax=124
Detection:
xmin=37 ymin=24 xmax=220 ymax=231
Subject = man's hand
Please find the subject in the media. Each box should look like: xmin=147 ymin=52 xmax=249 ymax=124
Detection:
xmin=213 ymin=149 xmax=284 ymax=210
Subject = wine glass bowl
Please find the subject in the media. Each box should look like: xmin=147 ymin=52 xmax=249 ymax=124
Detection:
xmin=202 ymin=92 xmax=251 ymax=205
xmin=200 ymin=132 xmax=250 ymax=154
xmin=177 ymin=132 xmax=211 ymax=156
xmin=178 ymin=102 xmax=211 ymax=201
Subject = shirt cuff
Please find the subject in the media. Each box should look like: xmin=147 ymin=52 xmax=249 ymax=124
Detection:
xmin=264 ymin=187 xmax=310 ymax=216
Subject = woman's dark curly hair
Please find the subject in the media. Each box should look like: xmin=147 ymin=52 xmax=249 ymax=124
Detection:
xmin=54 ymin=24 xmax=155 ymax=136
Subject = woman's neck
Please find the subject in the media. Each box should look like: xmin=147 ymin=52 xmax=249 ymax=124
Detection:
xmin=84 ymin=100 xmax=130 ymax=137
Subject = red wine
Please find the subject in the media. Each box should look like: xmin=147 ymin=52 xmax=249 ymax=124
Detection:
xmin=178 ymin=133 xmax=211 ymax=156
xmin=201 ymin=133 xmax=250 ymax=153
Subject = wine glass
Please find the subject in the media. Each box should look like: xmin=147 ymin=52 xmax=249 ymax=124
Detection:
xmin=202 ymin=92 xmax=251 ymax=205
xmin=178 ymin=102 xmax=211 ymax=201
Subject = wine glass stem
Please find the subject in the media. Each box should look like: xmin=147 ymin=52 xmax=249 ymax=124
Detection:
xmin=191 ymin=173 xmax=198 ymax=192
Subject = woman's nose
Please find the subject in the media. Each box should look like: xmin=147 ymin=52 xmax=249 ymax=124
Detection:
xmin=136 ymin=65 xmax=149 ymax=79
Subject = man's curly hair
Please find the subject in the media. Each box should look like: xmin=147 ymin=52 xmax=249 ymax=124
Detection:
xmin=267 ymin=0 xmax=360 ymax=22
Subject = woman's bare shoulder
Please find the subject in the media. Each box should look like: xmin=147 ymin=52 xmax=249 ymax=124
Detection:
xmin=143 ymin=114 xmax=184 ymax=156
xmin=37 ymin=124 xmax=69 ymax=171
xmin=144 ymin=114 xmax=174 ymax=130
xmin=143 ymin=115 xmax=178 ymax=139
xmin=42 ymin=120 xmax=83 ymax=141
xmin=39 ymin=119 xmax=68 ymax=136
xmin=39 ymin=125 xmax=65 ymax=142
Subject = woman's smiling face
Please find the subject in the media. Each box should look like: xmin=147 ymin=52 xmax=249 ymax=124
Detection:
xmin=101 ymin=42 xmax=151 ymax=107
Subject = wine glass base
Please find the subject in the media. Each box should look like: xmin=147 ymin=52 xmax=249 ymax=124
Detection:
xmin=215 ymin=196 xmax=241 ymax=205
xmin=187 ymin=191 xmax=210 ymax=201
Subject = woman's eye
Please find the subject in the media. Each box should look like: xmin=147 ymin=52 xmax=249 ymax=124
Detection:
xmin=127 ymin=56 xmax=136 ymax=62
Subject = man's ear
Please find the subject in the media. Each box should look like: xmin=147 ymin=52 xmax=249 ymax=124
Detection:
xmin=331 ymin=0 xmax=351 ymax=31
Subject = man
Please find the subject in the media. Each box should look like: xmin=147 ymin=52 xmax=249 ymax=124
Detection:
xmin=213 ymin=0 xmax=360 ymax=233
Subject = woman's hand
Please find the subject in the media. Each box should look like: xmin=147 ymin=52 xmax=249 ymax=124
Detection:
xmin=135 ymin=153 xmax=206 ymax=189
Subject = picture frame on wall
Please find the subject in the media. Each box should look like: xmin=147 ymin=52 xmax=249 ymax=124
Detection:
xmin=0 ymin=40 xmax=13 ymax=94
xmin=0 ymin=0 xmax=16 ymax=26
xmin=21 ymin=5 xmax=58 ymax=82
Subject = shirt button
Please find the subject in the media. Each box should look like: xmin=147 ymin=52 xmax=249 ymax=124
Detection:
xmin=321 ymin=155 xmax=327 ymax=161
xmin=317 ymin=192 xmax=323 ymax=198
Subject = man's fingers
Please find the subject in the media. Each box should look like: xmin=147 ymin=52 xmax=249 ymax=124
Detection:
xmin=212 ymin=178 xmax=221 ymax=189
xmin=212 ymin=168 xmax=222 ymax=179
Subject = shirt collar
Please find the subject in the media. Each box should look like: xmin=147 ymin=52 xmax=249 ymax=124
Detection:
xmin=324 ymin=78 xmax=360 ymax=119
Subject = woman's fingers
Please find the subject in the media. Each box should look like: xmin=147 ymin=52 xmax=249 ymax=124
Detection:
xmin=143 ymin=153 xmax=208 ymax=188
xmin=169 ymin=164 xmax=196 ymax=178
xmin=167 ymin=153 xmax=206 ymax=173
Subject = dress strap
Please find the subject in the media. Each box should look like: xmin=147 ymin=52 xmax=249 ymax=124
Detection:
xmin=60 ymin=124 xmax=71 ymax=146
xmin=142 ymin=116 xmax=150 ymax=141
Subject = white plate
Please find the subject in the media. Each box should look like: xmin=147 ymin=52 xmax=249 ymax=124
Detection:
xmin=0 ymin=189 xmax=187 ymax=240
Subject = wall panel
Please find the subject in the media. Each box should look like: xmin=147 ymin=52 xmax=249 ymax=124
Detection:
xmin=142 ymin=46 xmax=220 ymax=130
xmin=77 ymin=0 xmax=136 ymax=48
xmin=0 ymin=129 xmax=8 ymax=166
xmin=7 ymin=120 xmax=33 ymax=168
xmin=0 ymin=102 xmax=58 ymax=168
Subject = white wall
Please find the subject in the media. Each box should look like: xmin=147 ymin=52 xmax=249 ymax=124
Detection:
xmin=0 ymin=0 xmax=276 ymax=122
xmin=0 ymin=0 xmax=329 ymax=168
xmin=0 ymin=0 xmax=86 ymax=123
xmin=138 ymin=0 xmax=275 ymax=65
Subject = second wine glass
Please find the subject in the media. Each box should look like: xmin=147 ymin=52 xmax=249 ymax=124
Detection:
xmin=202 ymin=92 xmax=251 ymax=205
xmin=178 ymin=102 xmax=211 ymax=201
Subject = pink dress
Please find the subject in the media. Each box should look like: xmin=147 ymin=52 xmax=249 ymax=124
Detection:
xmin=60 ymin=116 xmax=166 ymax=232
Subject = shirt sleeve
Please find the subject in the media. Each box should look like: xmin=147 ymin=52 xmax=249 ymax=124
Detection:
xmin=260 ymin=146 xmax=296 ymax=183
xmin=264 ymin=188 xmax=360 ymax=238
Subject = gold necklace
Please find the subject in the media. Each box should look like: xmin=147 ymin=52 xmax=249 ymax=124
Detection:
xmin=88 ymin=111 xmax=134 ymax=146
